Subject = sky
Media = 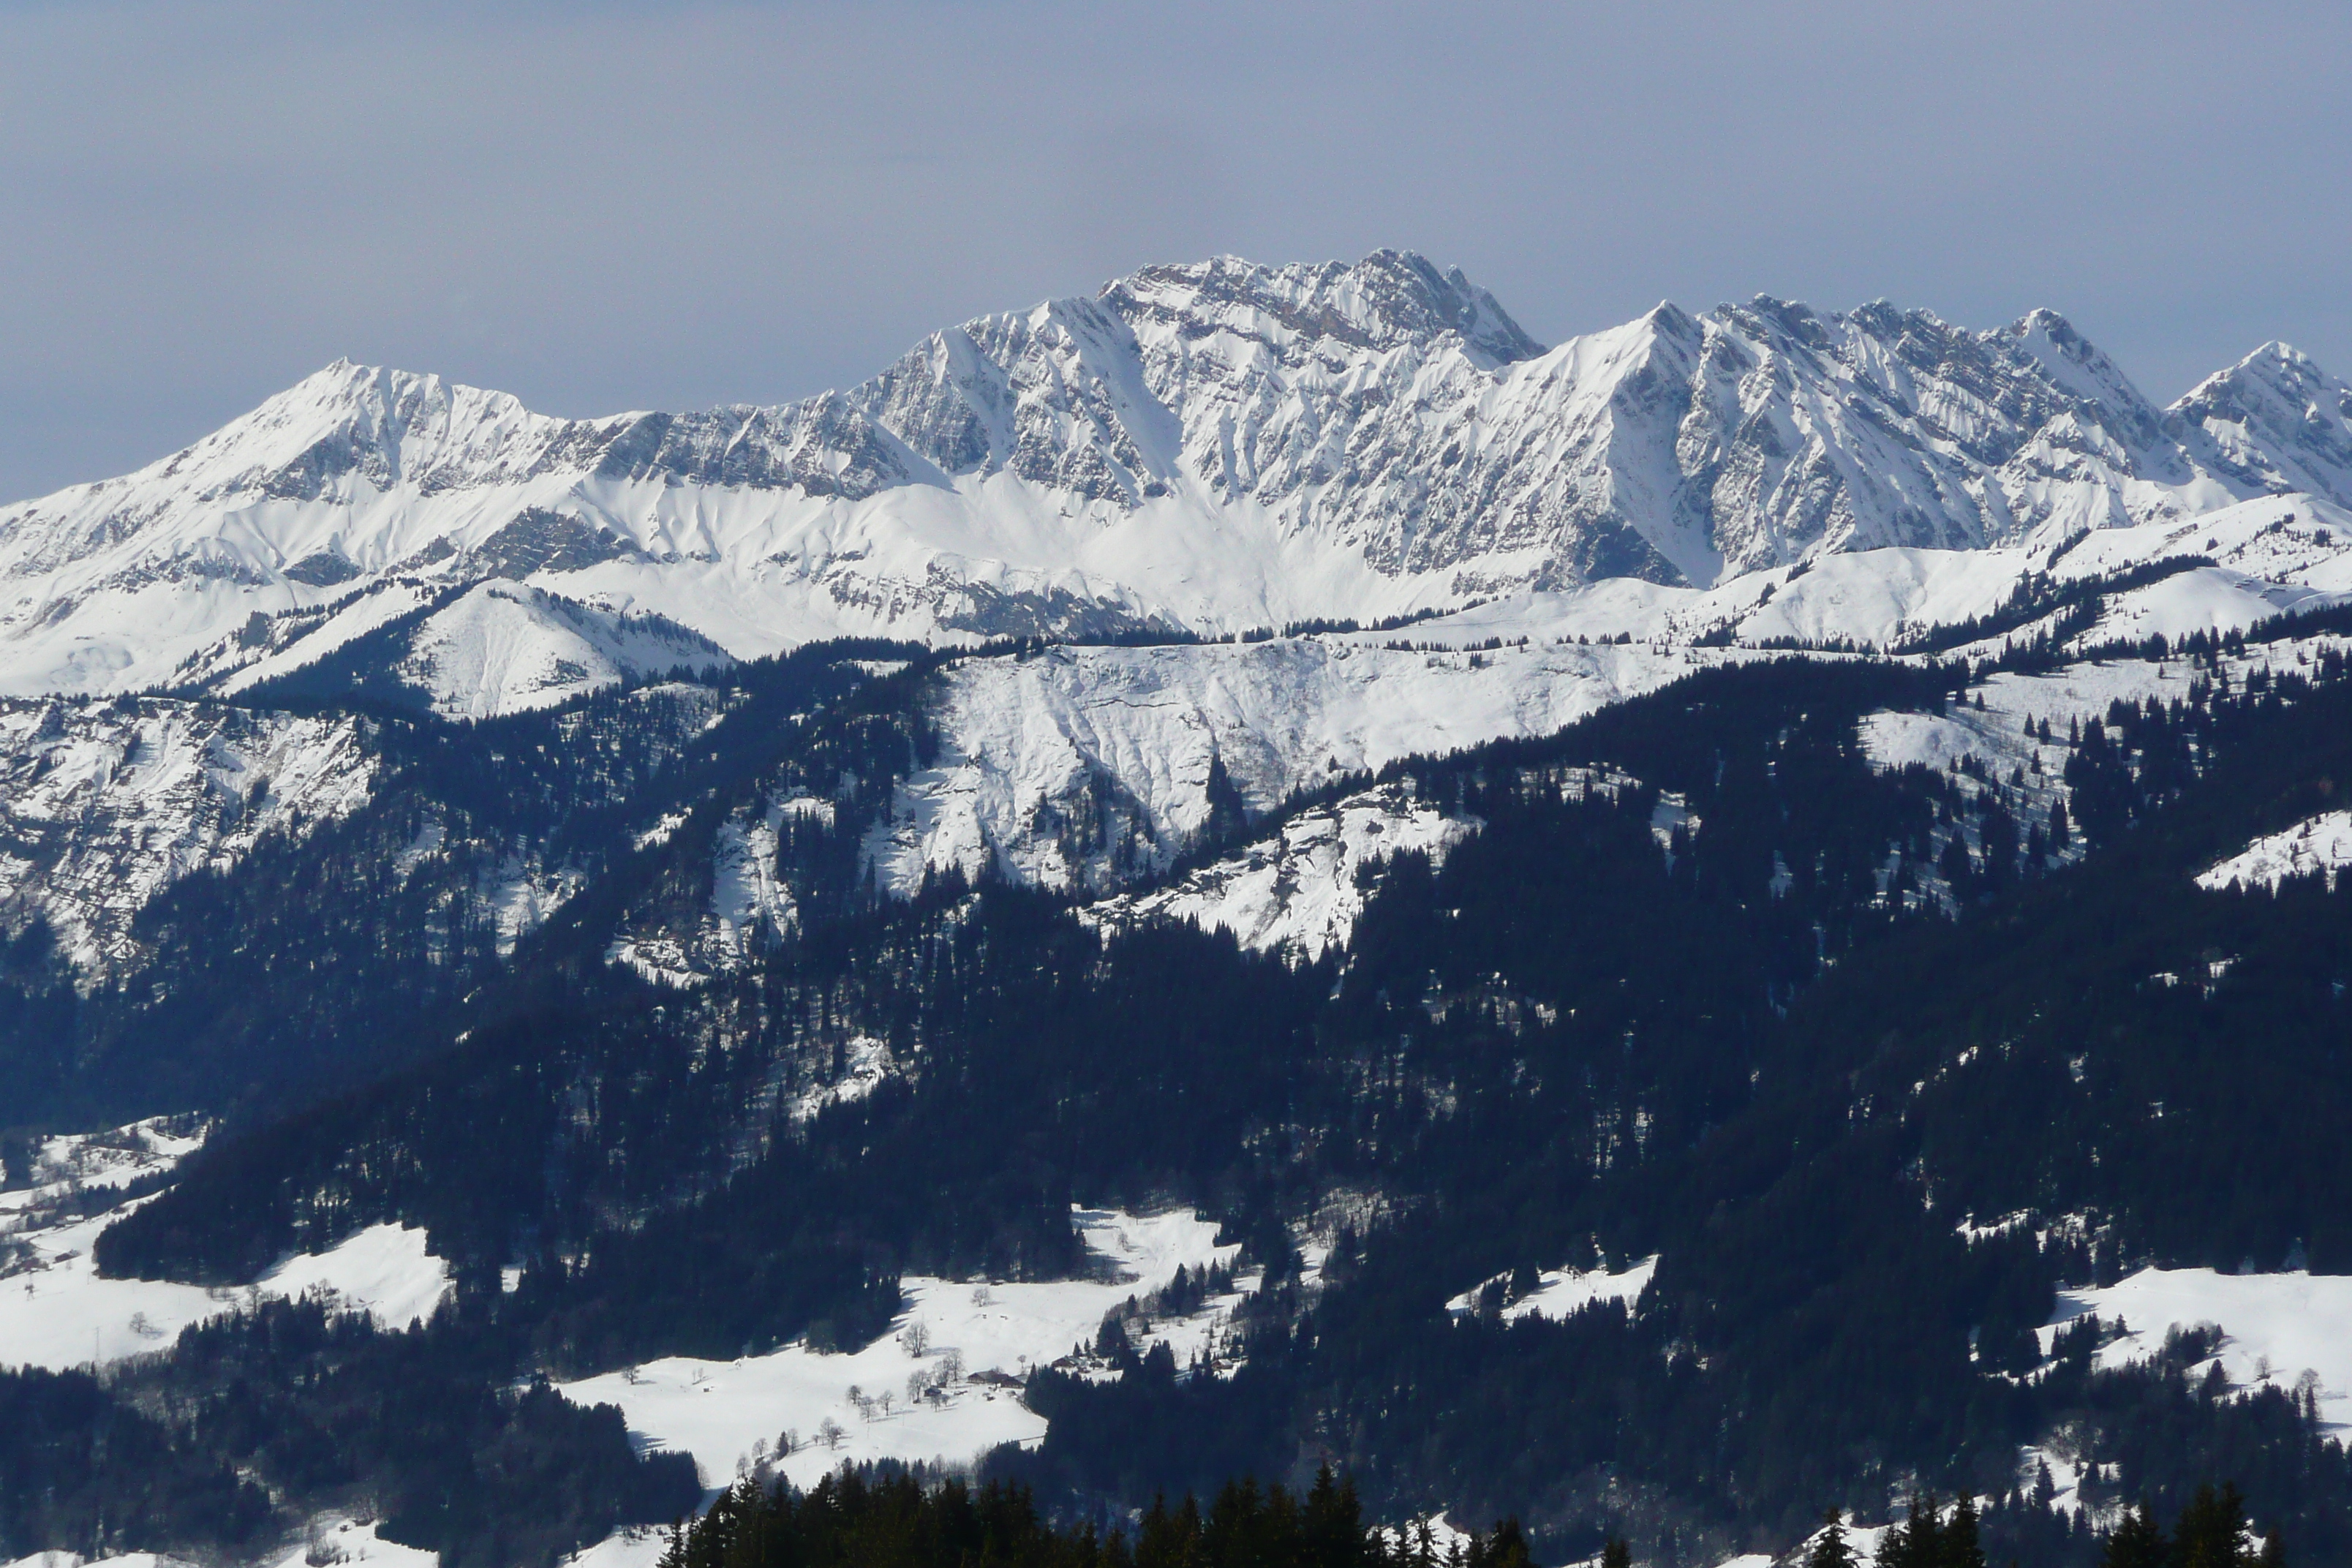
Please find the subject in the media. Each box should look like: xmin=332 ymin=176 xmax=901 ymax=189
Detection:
xmin=1 ymin=0 xmax=2348 ymax=502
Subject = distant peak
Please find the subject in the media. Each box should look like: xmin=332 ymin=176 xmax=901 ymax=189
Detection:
xmin=1639 ymin=301 xmax=1700 ymax=339
xmin=1102 ymin=249 xmax=1542 ymax=366
xmin=2246 ymin=340 xmax=2316 ymax=370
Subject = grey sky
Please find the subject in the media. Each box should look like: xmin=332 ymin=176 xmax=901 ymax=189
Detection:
xmin=2 ymin=0 xmax=2348 ymax=503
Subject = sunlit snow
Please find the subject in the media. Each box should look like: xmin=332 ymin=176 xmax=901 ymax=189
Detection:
xmin=2196 ymin=810 xmax=2352 ymax=892
xmin=2041 ymin=1266 xmax=2352 ymax=1431
xmin=1 ymin=1121 xmax=453 ymax=1369
xmin=559 ymin=1208 xmax=1244 ymax=1489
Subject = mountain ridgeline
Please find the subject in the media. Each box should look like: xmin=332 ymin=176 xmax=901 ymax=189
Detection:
xmin=2 ymin=250 xmax=2350 ymax=704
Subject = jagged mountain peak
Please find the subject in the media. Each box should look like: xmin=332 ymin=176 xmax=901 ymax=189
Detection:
xmin=4 ymin=255 xmax=2351 ymax=701
xmin=2167 ymin=337 xmax=2352 ymax=502
xmin=1101 ymin=248 xmax=1544 ymax=369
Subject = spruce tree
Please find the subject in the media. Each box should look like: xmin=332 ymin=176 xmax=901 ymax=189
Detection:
xmin=2172 ymin=1483 xmax=2254 ymax=1568
xmin=1804 ymin=1511 xmax=1855 ymax=1568
xmin=2098 ymin=1504 xmax=2166 ymax=1568
xmin=1944 ymin=1495 xmax=1986 ymax=1568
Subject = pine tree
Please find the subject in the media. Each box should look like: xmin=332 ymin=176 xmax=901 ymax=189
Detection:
xmin=2173 ymin=1483 xmax=2254 ymax=1568
xmin=1803 ymin=1511 xmax=1855 ymax=1568
xmin=2099 ymin=1502 xmax=2166 ymax=1568
xmin=1944 ymin=1495 xmax=1985 ymax=1568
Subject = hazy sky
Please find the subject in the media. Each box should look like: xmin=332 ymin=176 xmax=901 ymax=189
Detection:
xmin=2 ymin=0 xmax=2348 ymax=502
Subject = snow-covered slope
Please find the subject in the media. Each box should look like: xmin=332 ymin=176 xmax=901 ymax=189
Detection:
xmin=0 ymin=1119 xmax=451 ymax=1368
xmin=2196 ymin=810 xmax=2352 ymax=892
xmin=558 ymin=1208 xmax=1244 ymax=1489
xmin=1380 ymin=494 xmax=2352 ymax=655
xmin=7 ymin=253 xmax=2351 ymax=701
xmin=1079 ymin=781 xmax=1478 ymax=962
xmin=867 ymin=638 xmax=1744 ymax=897
xmin=1447 ymin=1255 xmax=1659 ymax=1324
xmin=2043 ymin=1266 xmax=2352 ymax=1433
xmin=389 ymin=581 xmax=731 ymax=719
xmin=0 ymin=696 xmax=374 ymax=970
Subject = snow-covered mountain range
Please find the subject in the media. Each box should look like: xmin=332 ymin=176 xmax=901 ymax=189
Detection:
xmin=6 ymin=250 xmax=2352 ymax=707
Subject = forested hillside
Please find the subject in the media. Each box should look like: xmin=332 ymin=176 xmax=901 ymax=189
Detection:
xmin=4 ymin=622 xmax=2351 ymax=1567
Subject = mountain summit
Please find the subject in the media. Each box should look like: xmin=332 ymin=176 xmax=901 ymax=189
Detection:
xmin=2 ymin=249 xmax=2348 ymax=697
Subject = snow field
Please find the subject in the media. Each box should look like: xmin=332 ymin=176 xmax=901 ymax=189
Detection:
xmin=2197 ymin=810 xmax=2352 ymax=892
xmin=1081 ymin=781 xmax=1479 ymax=962
xmin=875 ymin=638 xmax=1755 ymax=897
xmin=265 ymin=1521 xmax=438 ymax=1568
xmin=393 ymin=582 xmax=731 ymax=720
xmin=558 ymin=1209 xmax=1243 ymax=1490
xmin=0 ymin=1215 xmax=452 ymax=1370
xmin=2040 ymin=1267 xmax=2352 ymax=1433
xmin=2 ymin=1121 xmax=454 ymax=1370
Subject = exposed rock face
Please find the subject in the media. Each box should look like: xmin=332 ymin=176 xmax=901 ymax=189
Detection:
xmin=1 ymin=249 xmax=2348 ymax=698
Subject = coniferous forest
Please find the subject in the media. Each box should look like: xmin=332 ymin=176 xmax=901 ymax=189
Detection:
xmin=4 ymin=623 xmax=2352 ymax=1567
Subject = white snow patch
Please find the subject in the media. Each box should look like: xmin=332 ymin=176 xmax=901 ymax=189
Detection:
xmin=1082 ymin=782 xmax=1477 ymax=962
xmin=1 ymin=1191 xmax=452 ymax=1371
xmin=4 ymin=1554 xmax=200 ymax=1568
xmin=559 ymin=1526 xmax=674 ymax=1568
xmin=2196 ymin=810 xmax=2352 ymax=892
xmin=2042 ymin=1266 xmax=2352 ymax=1431
xmin=1447 ymin=1256 xmax=1658 ymax=1324
xmin=559 ymin=1208 xmax=1245 ymax=1489
xmin=398 ymin=582 xmax=731 ymax=720
xmin=263 ymin=1520 xmax=440 ymax=1568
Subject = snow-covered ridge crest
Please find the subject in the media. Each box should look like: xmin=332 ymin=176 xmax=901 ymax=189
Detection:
xmin=5 ymin=252 xmax=2351 ymax=703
